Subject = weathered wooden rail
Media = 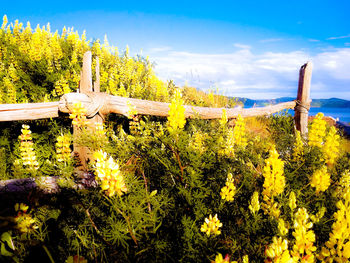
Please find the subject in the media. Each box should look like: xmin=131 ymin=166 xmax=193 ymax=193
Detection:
xmin=0 ymin=51 xmax=312 ymax=195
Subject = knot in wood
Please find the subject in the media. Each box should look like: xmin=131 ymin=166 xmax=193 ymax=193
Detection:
xmin=294 ymin=100 xmax=310 ymax=114
xmin=84 ymin=92 xmax=109 ymax=118
xmin=58 ymin=92 xmax=110 ymax=118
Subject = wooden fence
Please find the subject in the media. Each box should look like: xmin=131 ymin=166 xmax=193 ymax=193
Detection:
xmin=0 ymin=52 xmax=312 ymax=194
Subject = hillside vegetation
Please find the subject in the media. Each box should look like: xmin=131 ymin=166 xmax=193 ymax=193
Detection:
xmin=0 ymin=16 xmax=350 ymax=263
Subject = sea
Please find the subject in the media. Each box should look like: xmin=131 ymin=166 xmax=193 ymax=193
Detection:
xmin=284 ymin=107 xmax=350 ymax=124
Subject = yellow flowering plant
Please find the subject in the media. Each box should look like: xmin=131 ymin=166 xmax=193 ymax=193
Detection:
xmin=93 ymin=150 xmax=127 ymax=197
xmin=308 ymin=113 xmax=327 ymax=148
xmin=167 ymin=89 xmax=186 ymax=133
xmin=200 ymin=214 xmax=223 ymax=237
xmin=220 ymin=173 xmax=236 ymax=202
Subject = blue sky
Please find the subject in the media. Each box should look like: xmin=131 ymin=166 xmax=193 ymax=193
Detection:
xmin=3 ymin=0 xmax=350 ymax=99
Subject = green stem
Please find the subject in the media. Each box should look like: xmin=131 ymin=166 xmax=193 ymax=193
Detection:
xmin=42 ymin=245 xmax=55 ymax=263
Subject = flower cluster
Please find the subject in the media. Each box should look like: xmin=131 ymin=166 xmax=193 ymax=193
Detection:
xmin=220 ymin=173 xmax=236 ymax=202
xmin=323 ymin=126 xmax=340 ymax=166
xmin=14 ymin=203 xmax=37 ymax=233
xmin=291 ymin=208 xmax=316 ymax=262
xmin=308 ymin=113 xmax=327 ymax=148
xmin=219 ymin=109 xmax=228 ymax=128
xmin=310 ymin=166 xmax=331 ymax=194
xmin=18 ymin=124 xmax=39 ymax=170
xmin=69 ymin=101 xmax=88 ymax=127
xmin=233 ymin=114 xmax=247 ymax=148
xmin=262 ymin=148 xmax=285 ymax=198
xmin=248 ymin=191 xmax=260 ymax=215
xmin=93 ymin=150 xmax=127 ymax=197
xmin=200 ymin=214 xmax=223 ymax=237
xmin=53 ymin=75 xmax=71 ymax=97
xmin=265 ymin=237 xmax=293 ymax=263
xmin=167 ymin=89 xmax=186 ymax=133
xmin=126 ymin=101 xmax=141 ymax=135
xmin=289 ymin=191 xmax=297 ymax=212
xmin=56 ymin=134 xmax=71 ymax=162
xmin=318 ymin=189 xmax=350 ymax=261
xmin=292 ymin=130 xmax=304 ymax=162
xmin=261 ymin=148 xmax=285 ymax=218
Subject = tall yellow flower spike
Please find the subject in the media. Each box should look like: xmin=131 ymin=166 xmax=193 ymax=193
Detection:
xmin=262 ymin=148 xmax=285 ymax=198
xmin=167 ymin=89 xmax=186 ymax=133
xmin=220 ymin=173 xmax=236 ymax=202
xmin=323 ymin=126 xmax=340 ymax=166
xmin=265 ymin=236 xmax=293 ymax=263
xmin=318 ymin=189 xmax=350 ymax=261
xmin=56 ymin=134 xmax=71 ymax=163
xmin=291 ymin=208 xmax=316 ymax=262
xmin=310 ymin=166 xmax=331 ymax=194
xmin=233 ymin=114 xmax=247 ymax=148
xmin=200 ymin=214 xmax=223 ymax=237
xmin=93 ymin=150 xmax=127 ymax=197
xmin=308 ymin=113 xmax=327 ymax=148
xmin=18 ymin=124 xmax=39 ymax=170
xmin=292 ymin=130 xmax=304 ymax=162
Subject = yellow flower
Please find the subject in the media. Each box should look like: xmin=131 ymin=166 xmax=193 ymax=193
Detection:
xmin=93 ymin=150 xmax=127 ymax=197
xmin=289 ymin=191 xmax=297 ymax=212
xmin=278 ymin=218 xmax=289 ymax=236
xmin=200 ymin=214 xmax=223 ymax=237
xmin=69 ymin=101 xmax=88 ymax=127
xmin=265 ymin=236 xmax=293 ymax=263
xmin=14 ymin=203 xmax=37 ymax=233
xmin=291 ymin=208 xmax=316 ymax=261
xmin=318 ymin=189 xmax=350 ymax=261
xmin=262 ymin=148 xmax=285 ymax=198
xmin=233 ymin=114 xmax=247 ymax=148
xmin=248 ymin=191 xmax=260 ymax=215
xmin=220 ymin=173 xmax=236 ymax=202
xmin=292 ymin=130 xmax=304 ymax=161
xmin=310 ymin=166 xmax=331 ymax=194
xmin=18 ymin=124 xmax=39 ymax=170
xmin=56 ymin=134 xmax=71 ymax=162
xmin=219 ymin=109 xmax=228 ymax=127
xmin=167 ymin=89 xmax=186 ymax=133
xmin=323 ymin=126 xmax=340 ymax=166
xmin=126 ymin=100 xmax=138 ymax=119
xmin=308 ymin=113 xmax=327 ymax=147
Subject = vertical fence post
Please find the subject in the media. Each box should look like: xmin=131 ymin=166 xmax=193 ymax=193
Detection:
xmin=73 ymin=51 xmax=103 ymax=172
xmin=294 ymin=61 xmax=312 ymax=137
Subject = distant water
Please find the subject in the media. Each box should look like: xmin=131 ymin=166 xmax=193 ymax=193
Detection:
xmin=284 ymin=107 xmax=350 ymax=124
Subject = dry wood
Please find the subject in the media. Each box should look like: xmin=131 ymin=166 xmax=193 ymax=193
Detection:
xmin=0 ymin=102 xmax=59 ymax=121
xmin=59 ymin=92 xmax=297 ymax=119
xmin=0 ymin=175 xmax=97 ymax=195
xmin=295 ymin=61 xmax=313 ymax=136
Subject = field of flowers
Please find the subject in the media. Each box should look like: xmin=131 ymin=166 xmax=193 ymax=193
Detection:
xmin=0 ymin=15 xmax=350 ymax=263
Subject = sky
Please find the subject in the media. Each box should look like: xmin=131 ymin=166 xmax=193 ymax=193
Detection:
xmin=3 ymin=0 xmax=350 ymax=100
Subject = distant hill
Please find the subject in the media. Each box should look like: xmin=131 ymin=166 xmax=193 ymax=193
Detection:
xmin=236 ymin=97 xmax=350 ymax=108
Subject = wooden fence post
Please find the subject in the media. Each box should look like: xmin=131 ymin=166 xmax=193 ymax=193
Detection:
xmin=74 ymin=51 xmax=103 ymax=172
xmin=294 ymin=61 xmax=312 ymax=137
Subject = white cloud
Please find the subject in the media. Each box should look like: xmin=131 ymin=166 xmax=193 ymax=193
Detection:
xmin=259 ymin=38 xmax=285 ymax=43
xmin=233 ymin=43 xmax=251 ymax=50
xmin=149 ymin=47 xmax=350 ymax=100
xmin=327 ymin=34 xmax=350 ymax=40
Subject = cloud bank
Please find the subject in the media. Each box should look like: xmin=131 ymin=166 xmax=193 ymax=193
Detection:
xmin=148 ymin=46 xmax=350 ymax=100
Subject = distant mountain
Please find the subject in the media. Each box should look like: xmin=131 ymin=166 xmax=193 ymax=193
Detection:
xmin=236 ymin=97 xmax=350 ymax=108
